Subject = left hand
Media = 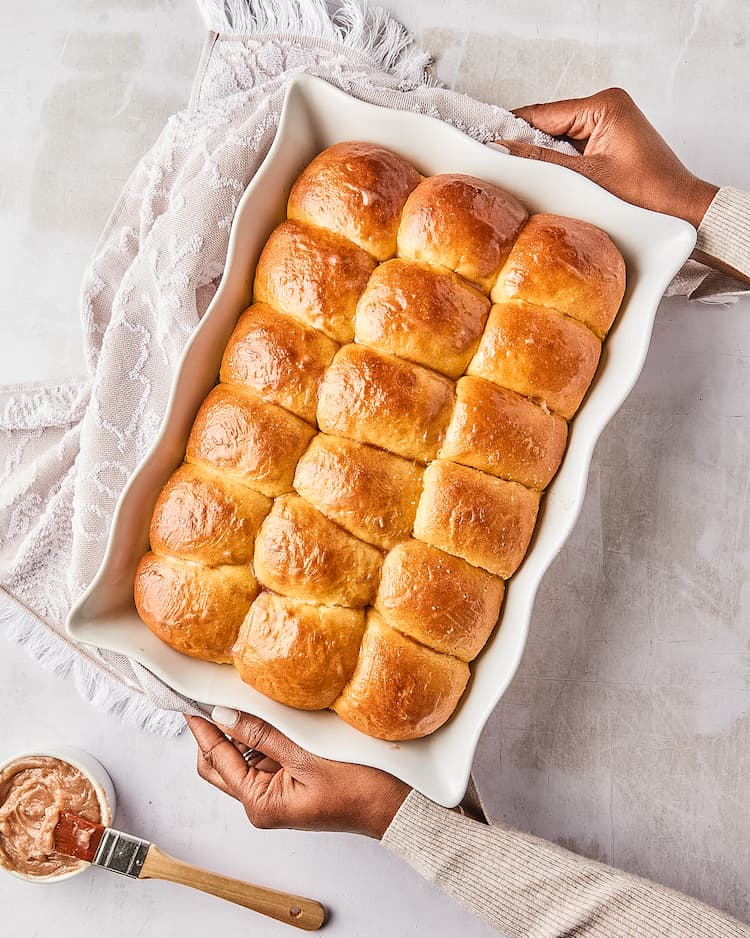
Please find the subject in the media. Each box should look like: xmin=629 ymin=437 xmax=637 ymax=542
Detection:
xmin=185 ymin=709 xmax=410 ymax=839
xmin=497 ymin=88 xmax=718 ymax=227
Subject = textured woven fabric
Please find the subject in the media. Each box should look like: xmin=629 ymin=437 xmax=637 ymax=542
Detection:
xmin=0 ymin=1 xmax=747 ymax=733
xmin=383 ymin=790 xmax=750 ymax=937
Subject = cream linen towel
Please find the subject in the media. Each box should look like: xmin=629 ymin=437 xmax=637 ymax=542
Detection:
xmin=1 ymin=0 xmax=745 ymax=733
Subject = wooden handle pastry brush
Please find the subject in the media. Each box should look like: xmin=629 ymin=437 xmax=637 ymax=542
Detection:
xmin=53 ymin=812 xmax=326 ymax=931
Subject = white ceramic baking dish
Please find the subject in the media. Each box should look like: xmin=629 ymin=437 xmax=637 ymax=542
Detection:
xmin=67 ymin=74 xmax=696 ymax=806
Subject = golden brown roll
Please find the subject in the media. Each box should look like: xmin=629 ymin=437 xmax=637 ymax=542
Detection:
xmin=253 ymin=220 xmax=376 ymax=343
xmin=134 ymin=552 xmax=258 ymax=664
xmin=467 ymin=301 xmax=601 ymax=420
xmin=287 ymin=142 xmax=421 ymax=261
xmin=186 ymin=384 xmax=316 ymax=498
xmin=317 ymin=344 xmax=454 ymax=462
xmin=491 ymin=214 xmax=626 ymax=338
xmin=375 ymin=540 xmax=505 ymax=661
xmin=293 ymin=434 xmax=423 ymax=550
xmin=332 ymin=611 xmax=470 ymax=740
xmin=439 ymin=376 xmax=568 ymax=490
xmin=353 ymin=258 xmax=490 ymax=379
xmin=413 ymin=460 xmax=540 ymax=578
xmin=397 ymin=174 xmax=528 ymax=291
xmin=233 ymin=592 xmax=365 ymax=709
xmin=150 ymin=464 xmax=271 ymax=566
xmin=253 ymin=494 xmax=383 ymax=607
xmin=219 ymin=303 xmax=338 ymax=424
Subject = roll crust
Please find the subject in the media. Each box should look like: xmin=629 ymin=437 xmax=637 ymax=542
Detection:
xmin=135 ymin=552 xmax=258 ymax=664
xmin=253 ymin=220 xmax=376 ymax=343
xmin=233 ymin=592 xmax=365 ymax=709
xmin=220 ymin=303 xmax=338 ymax=424
xmin=186 ymin=384 xmax=316 ymax=497
xmin=293 ymin=434 xmax=423 ymax=550
xmin=467 ymin=301 xmax=601 ymax=420
xmin=414 ymin=460 xmax=540 ymax=578
xmin=332 ymin=611 xmax=470 ymax=740
xmin=397 ymin=174 xmax=528 ymax=291
xmin=253 ymin=494 xmax=383 ymax=607
xmin=439 ymin=376 xmax=568 ymax=490
xmin=288 ymin=142 xmax=421 ymax=260
xmin=354 ymin=259 xmax=490 ymax=378
xmin=149 ymin=464 xmax=271 ymax=566
xmin=375 ymin=540 xmax=505 ymax=661
xmin=317 ymin=344 xmax=455 ymax=462
xmin=491 ymin=214 xmax=626 ymax=338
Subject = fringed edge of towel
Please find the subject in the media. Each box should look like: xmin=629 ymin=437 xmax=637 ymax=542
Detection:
xmin=195 ymin=0 xmax=433 ymax=85
xmin=0 ymin=591 xmax=184 ymax=737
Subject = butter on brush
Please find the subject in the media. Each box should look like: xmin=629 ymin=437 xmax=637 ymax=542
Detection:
xmin=53 ymin=813 xmax=326 ymax=931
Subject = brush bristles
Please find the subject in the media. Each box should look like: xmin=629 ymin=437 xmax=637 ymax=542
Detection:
xmin=53 ymin=812 xmax=106 ymax=862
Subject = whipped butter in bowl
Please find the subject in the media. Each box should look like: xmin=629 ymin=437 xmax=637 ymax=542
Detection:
xmin=0 ymin=746 xmax=115 ymax=882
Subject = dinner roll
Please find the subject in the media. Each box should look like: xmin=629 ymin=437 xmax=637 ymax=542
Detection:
xmin=354 ymin=258 xmax=490 ymax=378
xmin=317 ymin=344 xmax=454 ymax=462
xmin=233 ymin=592 xmax=365 ymax=709
xmin=414 ymin=460 xmax=540 ymax=578
xmin=332 ymin=611 xmax=470 ymax=740
xmin=288 ymin=142 xmax=421 ymax=260
xmin=397 ymin=174 xmax=527 ymax=291
xmin=293 ymin=434 xmax=423 ymax=550
xmin=439 ymin=376 xmax=568 ymax=490
xmin=135 ymin=552 xmax=258 ymax=664
xmin=186 ymin=384 xmax=316 ymax=497
xmin=375 ymin=540 xmax=505 ymax=661
xmin=253 ymin=494 xmax=383 ymax=607
xmin=492 ymin=214 xmax=626 ymax=338
xmin=150 ymin=463 xmax=271 ymax=566
xmin=220 ymin=303 xmax=338 ymax=424
xmin=253 ymin=219 xmax=376 ymax=343
xmin=467 ymin=301 xmax=601 ymax=420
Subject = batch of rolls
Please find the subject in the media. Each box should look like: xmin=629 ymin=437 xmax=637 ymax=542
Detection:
xmin=134 ymin=142 xmax=626 ymax=740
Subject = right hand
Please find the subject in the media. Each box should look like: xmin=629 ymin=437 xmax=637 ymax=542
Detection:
xmin=496 ymin=87 xmax=718 ymax=228
xmin=186 ymin=709 xmax=411 ymax=839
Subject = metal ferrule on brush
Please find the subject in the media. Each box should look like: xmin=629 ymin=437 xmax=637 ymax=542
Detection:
xmin=92 ymin=828 xmax=150 ymax=878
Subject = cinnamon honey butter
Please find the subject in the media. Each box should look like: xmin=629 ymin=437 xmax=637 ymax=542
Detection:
xmin=0 ymin=755 xmax=102 ymax=877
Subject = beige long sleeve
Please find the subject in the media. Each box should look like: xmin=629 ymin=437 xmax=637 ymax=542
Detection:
xmin=664 ymin=185 xmax=750 ymax=299
xmin=383 ymin=188 xmax=750 ymax=938
xmin=383 ymin=791 xmax=750 ymax=937
xmin=697 ymin=186 xmax=750 ymax=282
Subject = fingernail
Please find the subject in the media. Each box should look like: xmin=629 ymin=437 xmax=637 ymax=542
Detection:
xmin=486 ymin=142 xmax=510 ymax=154
xmin=211 ymin=705 xmax=239 ymax=727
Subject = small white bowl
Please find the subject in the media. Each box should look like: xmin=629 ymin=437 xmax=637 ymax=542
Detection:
xmin=0 ymin=745 xmax=116 ymax=883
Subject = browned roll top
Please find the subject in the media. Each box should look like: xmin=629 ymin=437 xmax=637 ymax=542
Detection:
xmin=134 ymin=141 xmax=625 ymax=741
xmin=287 ymin=141 xmax=421 ymax=261
xmin=354 ymin=258 xmax=490 ymax=379
xmin=397 ymin=173 xmax=528 ymax=291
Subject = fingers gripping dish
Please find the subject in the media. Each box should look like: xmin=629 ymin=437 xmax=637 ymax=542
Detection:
xmin=134 ymin=141 xmax=626 ymax=740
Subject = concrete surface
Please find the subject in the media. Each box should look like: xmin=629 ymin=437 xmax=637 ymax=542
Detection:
xmin=1 ymin=1 xmax=748 ymax=936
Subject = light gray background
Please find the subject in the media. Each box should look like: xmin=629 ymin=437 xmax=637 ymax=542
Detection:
xmin=1 ymin=2 xmax=748 ymax=936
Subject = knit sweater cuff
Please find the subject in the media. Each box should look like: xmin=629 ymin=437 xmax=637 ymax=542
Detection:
xmin=697 ymin=186 xmax=750 ymax=279
xmin=381 ymin=789 xmax=477 ymax=873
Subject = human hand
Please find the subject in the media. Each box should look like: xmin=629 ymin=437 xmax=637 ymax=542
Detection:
xmin=497 ymin=87 xmax=718 ymax=227
xmin=185 ymin=708 xmax=410 ymax=839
